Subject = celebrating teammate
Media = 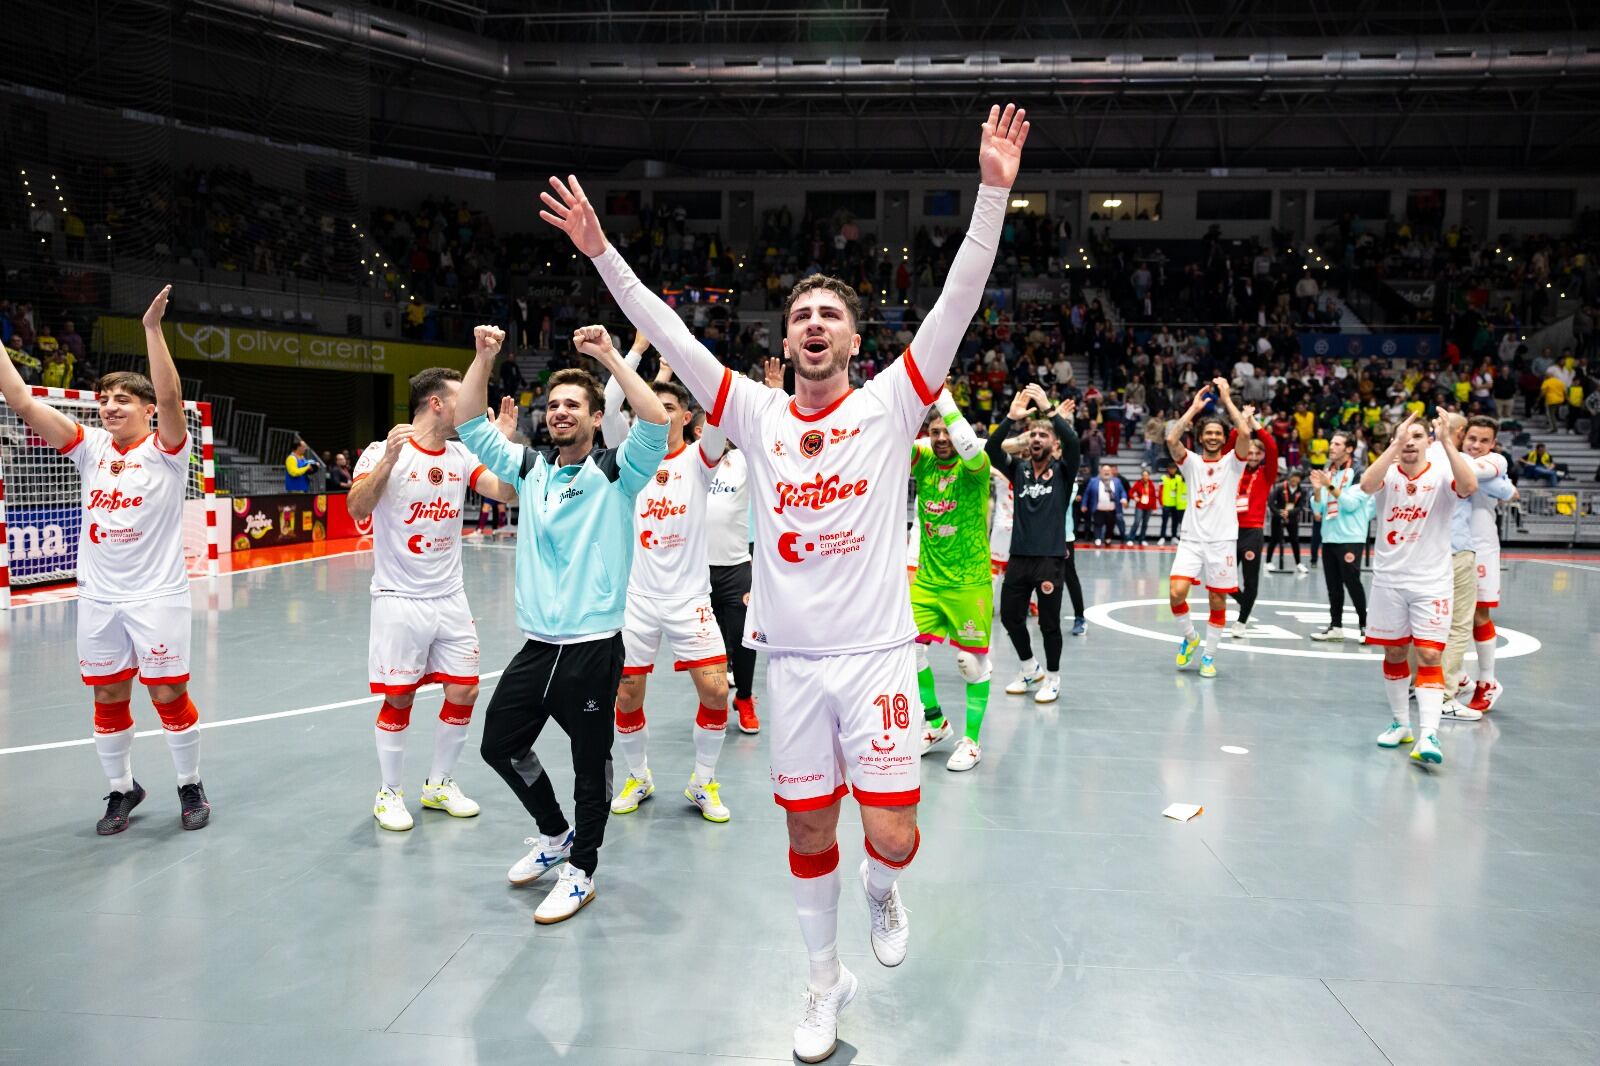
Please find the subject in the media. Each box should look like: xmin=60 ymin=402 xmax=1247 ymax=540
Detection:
xmin=1443 ymin=415 xmax=1515 ymax=718
xmin=346 ymin=371 xmax=519 ymax=831
xmin=985 ymin=384 xmax=1081 ymax=703
xmin=1164 ymin=380 xmax=1253 ymax=678
xmin=600 ymin=353 xmax=734 ymax=823
xmin=1228 ymin=425 xmax=1279 ymax=637
xmin=912 ymin=389 xmax=993 ymax=771
xmin=1308 ymin=430 xmax=1372 ymax=640
xmin=1363 ymin=413 xmax=1478 ymax=765
xmin=544 ymin=100 xmax=1025 ymax=1063
xmin=0 ymin=285 xmax=210 ymax=834
xmin=455 ymin=324 xmax=668 ymax=924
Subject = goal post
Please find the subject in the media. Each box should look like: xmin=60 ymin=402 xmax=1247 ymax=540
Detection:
xmin=0 ymin=386 xmax=218 ymax=608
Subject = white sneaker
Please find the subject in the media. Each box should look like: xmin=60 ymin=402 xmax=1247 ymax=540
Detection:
xmin=1033 ymin=676 xmax=1060 ymax=704
xmin=1411 ymin=731 xmax=1444 ymax=765
xmin=610 ymin=768 xmax=654 ymax=814
xmin=920 ymin=717 xmax=953 ymax=755
xmin=1229 ymin=620 xmax=1247 ymax=639
xmin=860 ymin=859 xmax=911 ymax=966
xmin=793 ymin=966 xmax=858 ymax=1064
xmin=420 ymin=776 xmax=480 ymax=817
xmin=373 ymin=786 xmax=413 ymax=832
xmin=684 ymin=774 xmax=731 ymax=823
xmin=1094 ymin=538 xmax=1104 ymax=546
xmin=507 ymin=828 xmax=574 ymax=886
xmin=946 ymin=737 xmax=981 ymax=772
xmin=1296 ymin=562 xmax=1308 ymax=574
xmin=1309 ymin=626 xmax=1344 ymax=642
xmin=533 ymin=862 xmax=595 ymax=924
xmin=1004 ymin=667 xmax=1046 ymax=695
xmin=1440 ymin=699 xmax=1483 ymax=723
xmin=1376 ymin=721 xmax=1415 ymax=748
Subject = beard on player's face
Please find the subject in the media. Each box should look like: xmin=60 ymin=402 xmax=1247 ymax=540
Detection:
xmin=787 ymin=293 xmax=857 ymax=382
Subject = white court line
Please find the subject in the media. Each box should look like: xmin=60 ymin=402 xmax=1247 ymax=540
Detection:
xmin=0 ymin=670 xmax=503 ymax=757
xmin=1518 ymin=559 xmax=1600 ymax=574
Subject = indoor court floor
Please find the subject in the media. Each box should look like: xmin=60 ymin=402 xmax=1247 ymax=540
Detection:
xmin=1 ymin=541 xmax=1597 ymax=1066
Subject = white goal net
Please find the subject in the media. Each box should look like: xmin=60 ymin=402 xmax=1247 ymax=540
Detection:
xmin=0 ymin=387 xmax=216 ymax=607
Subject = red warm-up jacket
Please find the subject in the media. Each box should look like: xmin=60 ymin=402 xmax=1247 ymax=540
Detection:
xmin=1225 ymin=428 xmax=1278 ymax=530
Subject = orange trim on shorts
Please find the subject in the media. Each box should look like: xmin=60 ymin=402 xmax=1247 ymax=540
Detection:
xmin=423 ymin=671 xmax=479 ymax=687
xmin=1206 ymin=586 xmax=1240 ymax=595
xmin=369 ymin=680 xmax=425 ymax=695
xmin=1412 ymin=639 xmax=1447 ymax=651
xmin=1363 ymin=635 xmax=1411 ymax=647
xmin=949 ymin=640 xmax=989 ymax=654
xmin=621 ymin=664 xmax=654 ymax=676
xmin=852 ymin=784 xmax=921 ymax=808
xmin=81 ymin=667 xmax=139 ymax=686
xmin=674 ymin=655 xmax=727 ymax=672
xmin=140 ymin=673 xmax=191 ymax=687
xmin=773 ymin=783 xmax=849 ymax=812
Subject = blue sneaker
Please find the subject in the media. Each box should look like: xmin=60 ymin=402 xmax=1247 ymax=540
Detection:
xmin=1176 ymin=633 xmax=1201 ymax=668
xmin=1199 ymin=654 xmax=1217 ymax=678
xmin=1071 ymin=616 xmax=1087 ymax=636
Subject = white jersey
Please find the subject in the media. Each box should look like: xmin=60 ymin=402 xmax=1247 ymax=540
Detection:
xmin=62 ymin=424 xmax=192 ymax=603
xmin=713 ymin=355 xmax=934 ymax=655
xmin=1467 ymin=452 xmax=1508 ymax=554
xmin=989 ymin=469 xmax=1014 ymax=559
xmin=630 ymin=440 xmax=717 ymax=598
xmin=352 ymin=437 xmax=485 ymax=598
xmin=1178 ymin=450 xmax=1246 ymax=544
xmin=705 ymin=446 xmax=751 ymax=567
xmin=1372 ymin=443 xmax=1465 ymax=590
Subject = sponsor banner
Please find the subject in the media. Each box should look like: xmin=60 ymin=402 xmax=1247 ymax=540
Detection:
xmin=1388 ymin=279 xmax=1436 ymax=308
xmin=229 ymin=492 xmax=358 ymax=551
xmin=4 ymin=503 xmax=80 ymax=580
xmin=1298 ymin=331 xmax=1442 ymax=360
xmin=1017 ymin=276 xmax=1073 ymax=303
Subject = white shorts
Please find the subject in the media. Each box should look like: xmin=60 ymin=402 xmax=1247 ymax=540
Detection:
xmin=1475 ymin=548 xmax=1501 ymax=608
xmin=622 ymin=592 xmax=727 ymax=676
xmin=767 ymin=642 xmax=921 ymax=812
xmin=368 ymin=591 xmax=480 ymax=695
xmin=1170 ymin=539 xmax=1240 ymax=593
xmin=1364 ymin=584 xmax=1451 ymax=650
xmin=77 ymin=591 xmax=192 ymax=686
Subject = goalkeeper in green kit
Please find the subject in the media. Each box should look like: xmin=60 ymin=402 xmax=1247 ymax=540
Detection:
xmin=911 ymin=388 xmax=994 ymax=772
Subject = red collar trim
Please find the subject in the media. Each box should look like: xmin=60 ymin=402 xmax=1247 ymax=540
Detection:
xmin=789 ymin=390 xmax=853 ymax=423
xmin=112 ymin=432 xmax=152 ymax=455
xmin=1399 ymin=461 xmax=1431 ymax=481
xmin=664 ymin=443 xmax=687 ymax=460
xmin=407 ymin=438 xmax=447 ymax=456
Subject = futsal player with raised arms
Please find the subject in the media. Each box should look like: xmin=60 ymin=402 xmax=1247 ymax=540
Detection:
xmin=1364 ymin=412 xmax=1478 ymax=765
xmin=0 ymin=285 xmax=210 ymax=834
xmin=1164 ymin=380 xmax=1254 ymax=678
xmin=455 ymin=324 xmax=668 ymax=924
xmin=543 ymin=102 xmax=1026 ymax=1063
xmin=347 ymin=371 xmax=519 ymax=831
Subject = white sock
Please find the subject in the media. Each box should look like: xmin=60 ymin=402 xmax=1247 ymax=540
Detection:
xmin=1174 ymin=613 xmax=1197 ymax=640
xmin=692 ymin=725 xmax=725 ymax=784
xmin=375 ymin=724 xmax=407 ymax=790
xmin=1476 ymin=640 xmax=1497 ymax=685
xmin=865 ymin=855 xmax=902 ymax=902
xmin=790 ymin=850 xmax=842 ymax=992
xmin=96 ymin=727 xmax=135 ymax=792
xmin=1385 ymin=678 xmax=1412 ymax=727
xmin=616 ymin=721 xmax=649 ymax=778
xmin=165 ymin=725 xmax=201 ymax=786
xmin=1045 ymin=671 xmax=1059 ymax=688
xmin=1020 ymin=657 xmax=1039 ymax=677
xmin=429 ymin=722 xmax=470 ymax=781
xmin=1204 ymin=624 xmax=1224 ymax=657
xmin=1416 ymin=686 xmax=1444 ymax=733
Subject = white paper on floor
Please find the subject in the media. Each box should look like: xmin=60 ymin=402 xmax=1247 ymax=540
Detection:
xmin=1162 ymin=802 xmax=1204 ymax=821
xmin=1220 ymin=745 xmax=1249 ymax=755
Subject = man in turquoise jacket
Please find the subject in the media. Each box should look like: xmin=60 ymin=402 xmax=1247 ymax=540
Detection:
xmin=1308 ymin=429 xmax=1376 ymax=640
xmin=456 ymin=323 xmax=667 ymax=924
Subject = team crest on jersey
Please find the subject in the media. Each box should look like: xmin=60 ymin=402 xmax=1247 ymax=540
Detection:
xmin=110 ymin=460 xmax=125 ymax=476
xmin=655 ymin=469 xmax=670 ymax=485
xmin=428 ymin=467 xmax=444 ymax=485
xmin=1405 ymin=482 xmax=1417 ymax=495
xmin=799 ymin=430 xmax=825 ymax=458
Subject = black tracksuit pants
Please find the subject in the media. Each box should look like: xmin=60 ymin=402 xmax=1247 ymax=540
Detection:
xmin=710 ymin=561 xmax=757 ymax=700
xmin=1232 ymin=527 xmax=1265 ymax=623
xmin=1001 ymin=555 xmax=1066 ymax=671
xmin=1321 ymin=542 xmax=1368 ymax=630
xmin=479 ymin=634 xmax=623 ymax=877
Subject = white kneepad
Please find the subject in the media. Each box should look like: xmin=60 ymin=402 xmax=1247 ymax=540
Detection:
xmin=955 ymin=651 xmax=992 ymax=685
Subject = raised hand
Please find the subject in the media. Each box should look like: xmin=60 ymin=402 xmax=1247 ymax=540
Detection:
xmin=572 ymin=324 xmax=617 ymax=364
xmin=539 ymin=175 xmax=608 ymax=258
xmin=1309 ymin=468 xmax=1328 ymax=490
xmin=474 ymin=324 xmax=505 ymax=360
xmin=1241 ymin=403 xmax=1257 ymax=427
xmin=978 ymin=103 xmax=1030 ymax=189
xmin=1190 ymin=384 xmax=1213 ymax=411
xmin=655 ymin=357 xmax=675 ymax=385
xmin=382 ymin=422 xmax=415 ymax=464
xmin=1212 ymin=376 xmax=1232 ymax=400
xmin=764 ymin=356 xmax=784 ymax=389
xmin=492 ymin=395 xmax=518 ymax=438
xmin=142 ymin=285 xmax=172 ymax=330
xmin=1057 ymin=396 xmax=1077 ymax=420
xmin=1023 ymin=382 xmax=1050 ymax=409
xmin=629 ymin=330 xmax=651 ymax=356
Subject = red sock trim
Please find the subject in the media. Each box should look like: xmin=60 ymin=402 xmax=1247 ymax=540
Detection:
xmin=93 ymin=699 xmax=133 ymax=735
xmin=376 ymin=700 xmax=412 ymax=732
xmin=153 ymin=694 xmax=198 ymax=732
xmin=1473 ymin=621 xmax=1496 ymax=642
xmin=1208 ymin=609 xmax=1227 ymax=627
xmin=695 ymin=703 xmax=728 ymax=730
xmin=1172 ymin=602 xmax=1190 ymax=616
xmin=789 ymin=843 xmax=841 ymax=879
xmin=615 ymin=707 xmax=646 ymax=733
xmin=864 ymin=828 xmax=921 ymax=870
xmin=1416 ymin=665 xmax=1446 ymax=690
xmin=439 ymin=700 xmax=474 ymax=726
xmin=1382 ymin=660 xmax=1411 ymax=680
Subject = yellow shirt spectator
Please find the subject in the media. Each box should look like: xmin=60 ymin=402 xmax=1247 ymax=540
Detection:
xmin=1541 ymin=375 xmax=1567 ymax=406
xmin=1294 ymin=410 xmax=1314 ymax=444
